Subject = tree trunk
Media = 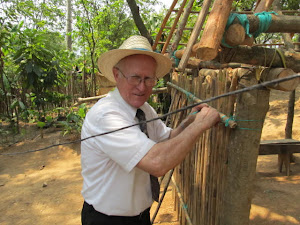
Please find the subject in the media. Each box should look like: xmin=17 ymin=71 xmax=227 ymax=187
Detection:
xmin=126 ymin=0 xmax=153 ymax=45
xmin=221 ymin=69 xmax=270 ymax=225
xmin=66 ymin=0 xmax=73 ymax=102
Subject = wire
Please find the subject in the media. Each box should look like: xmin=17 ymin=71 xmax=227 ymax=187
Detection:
xmin=1 ymin=73 xmax=299 ymax=156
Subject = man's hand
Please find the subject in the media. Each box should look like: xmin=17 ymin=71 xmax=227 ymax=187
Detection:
xmin=193 ymin=105 xmax=220 ymax=130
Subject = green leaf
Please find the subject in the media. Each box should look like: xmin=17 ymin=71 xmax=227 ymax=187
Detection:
xmin=37 ymin=121 xmax=46 ymax=128
xmin=25 ymin=62 xmax=33 ymax=73
xmin=18 ymin=101 xmax=26 ymax=110
xmin=10 ymin=100 xmax=18 ymax=109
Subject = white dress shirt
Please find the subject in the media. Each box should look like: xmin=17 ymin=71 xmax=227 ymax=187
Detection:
xmin=81 ymin=88 xmax=172 ymax=216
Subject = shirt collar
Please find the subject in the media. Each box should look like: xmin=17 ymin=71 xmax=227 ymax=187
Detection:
xmin=110 ymin=88 xmax=146 ymax=119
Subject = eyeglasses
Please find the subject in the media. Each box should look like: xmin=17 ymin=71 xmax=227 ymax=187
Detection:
xmin=114 ymin=67 xmax=157 ymax=87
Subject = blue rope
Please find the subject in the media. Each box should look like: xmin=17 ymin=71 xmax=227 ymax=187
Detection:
xmin=222 ymin=11 xmax=278 ymax=48
xmin=221 ymin=13 xmax=250 ymax=48
xmin=221 ymin=115 xmax=262 ymax=130
xmin=253 ymin=11 xmax=278 ymax=38
xmin=172 ymin=50 xmax=180 ymax=67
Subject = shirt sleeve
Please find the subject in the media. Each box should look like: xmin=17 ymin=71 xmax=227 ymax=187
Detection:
xmin=146 ymin=105 xmax=172 ymax=142
xmin=84 ymin=110 xmax=156 ymax=173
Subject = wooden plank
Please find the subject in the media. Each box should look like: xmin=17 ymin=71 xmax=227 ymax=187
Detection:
xmin=259 ymin=144 xmax=300 ymax=155
xmin=260 ymin=139 xmax=300 ymax=145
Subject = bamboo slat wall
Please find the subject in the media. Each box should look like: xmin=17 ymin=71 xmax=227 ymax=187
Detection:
xmin=168 ymin=68 xmax=238 ymax=225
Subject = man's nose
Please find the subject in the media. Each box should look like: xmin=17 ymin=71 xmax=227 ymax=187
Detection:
xmin=136 ymin=79 xmax=147 ymax=91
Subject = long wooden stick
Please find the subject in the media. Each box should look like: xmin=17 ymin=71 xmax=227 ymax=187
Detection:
xmin=152 ymin=0 xmax=178 ymax=51
xmin=192 ymin=0 xmax=234 ymax=61
xmin=177 ymin=0 xmax=212 ymax=71
xmin=167 ymin=81 xmax=237 ymax=128
xmin=161 ymin=0 xmax=188 ymax=54
xmin=170 ymin=0 xmax=195 ymax=55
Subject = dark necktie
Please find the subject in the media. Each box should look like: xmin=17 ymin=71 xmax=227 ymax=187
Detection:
xmin=136 ymin=108 xmax=160 ymax=202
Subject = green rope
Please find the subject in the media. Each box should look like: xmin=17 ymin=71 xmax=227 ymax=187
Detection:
xmin=172 ymin=50 xmax=180 ymax=67
xmin=222 ymin=13 xmax=250 ymax=48
xmin=253 ymin=11 xmax=278 ymax=38
xmin=222 ymin=11 xmax=278 ymax=48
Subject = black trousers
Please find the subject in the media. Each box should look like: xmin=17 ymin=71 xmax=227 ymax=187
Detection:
xmin=81 ymin=201 xmax=151 ymax=225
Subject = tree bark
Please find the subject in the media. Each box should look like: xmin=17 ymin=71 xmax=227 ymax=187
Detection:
xmin=220 ymin=46 xmax=300 ymax=73
xmin=230 ymin=14 xmax=300 ymax=34
xmin=126 ymin=0 xmax=153 ymax=45
xmin=177 ymin=0 xmax=212 ymax=71
xmin=254 ymin=0 xmax=274 ymax=13
xmin=260 ymin=68 xmax=299 ymax=91
xmin=192 ymin=0 xmax=234 ymax=61
xmin=221 ymin=69 xmax=270 ymax=225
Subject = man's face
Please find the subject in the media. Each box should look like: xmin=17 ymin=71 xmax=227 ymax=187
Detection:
xmin=113 ymin=54 xmax=157 ymax=108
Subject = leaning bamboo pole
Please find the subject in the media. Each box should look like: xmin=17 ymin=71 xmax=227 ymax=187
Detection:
xmin=177 ymin=0 xmax=212 ymax=71
xmin=167 ymin=82 xmax=237 ymax=128
xmin=161 ymin=0 xmax=188 ymax=54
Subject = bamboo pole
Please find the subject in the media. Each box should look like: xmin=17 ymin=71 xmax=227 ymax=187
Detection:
xmin=152 ymin=0 xmax=178 ymax=51
xmin=161 ymin=0 xmax=188 ymax=54
xmin=171 ymin=176 xmax=193 ymax=225
xmin=167 ymin=82 xmax=237 ymax=128
xmin=170 ymin=0 xmax=195 ymax=54
xmin=177 ymin=0 xmax=212 ymax=71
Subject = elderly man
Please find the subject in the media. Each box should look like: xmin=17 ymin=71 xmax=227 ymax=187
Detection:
xmin=81 ymin=35 xmax=220 ymax=225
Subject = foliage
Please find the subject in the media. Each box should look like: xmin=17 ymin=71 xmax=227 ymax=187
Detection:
xmin=57 ymin=103 xmax=88 ymax=136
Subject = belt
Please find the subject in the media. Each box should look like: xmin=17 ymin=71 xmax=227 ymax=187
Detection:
xmin=83 ymin=201 xmax=150 ymax=220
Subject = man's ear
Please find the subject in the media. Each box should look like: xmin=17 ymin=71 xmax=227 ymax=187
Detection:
xmin=112 ymin=67 xmax=119 ymax=81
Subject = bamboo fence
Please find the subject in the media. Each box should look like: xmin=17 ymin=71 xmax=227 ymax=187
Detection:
xmin=168 ymin=68 xmax=238 ymax=225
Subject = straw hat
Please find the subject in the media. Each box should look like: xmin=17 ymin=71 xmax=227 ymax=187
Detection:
xmin=97 ymin=35 xmax=172 ymax=83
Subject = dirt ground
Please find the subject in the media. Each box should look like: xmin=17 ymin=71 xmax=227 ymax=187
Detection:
xmin=0 ymin=87 xmax=299 ymax=225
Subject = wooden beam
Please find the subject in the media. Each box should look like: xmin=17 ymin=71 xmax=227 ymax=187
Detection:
xmin=192 ymin=0 xmax=234 ymax=61
xmin=260 ymin=68 xmax=299 ymax=91
xmin=220 ymin=46 xmax=300 ymax=73
xmin=177 ymin=0 xmax=212 ymax=71
xmin=232 ymin=14 xmax=300 ymax=34
xmin=75 ymin=87 xmax=168 ymax=105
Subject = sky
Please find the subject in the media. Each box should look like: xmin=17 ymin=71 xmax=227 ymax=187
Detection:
xmin=155 ymin=0 xmax=176 ymax=12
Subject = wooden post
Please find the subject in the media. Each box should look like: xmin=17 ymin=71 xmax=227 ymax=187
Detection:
xmin=177 ymin=0 xmax=212 ymax=71
xmin=192 ymin=0 xmax=234 ymax=61
xmin=221 ymin=69 xmax=270 ymax=225
xmin=254 ymin=0 xmax=274 ymax=13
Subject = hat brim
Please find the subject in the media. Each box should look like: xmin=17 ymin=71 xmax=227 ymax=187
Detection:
xmin=97 ymin=49 xmax=172 ymax=84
